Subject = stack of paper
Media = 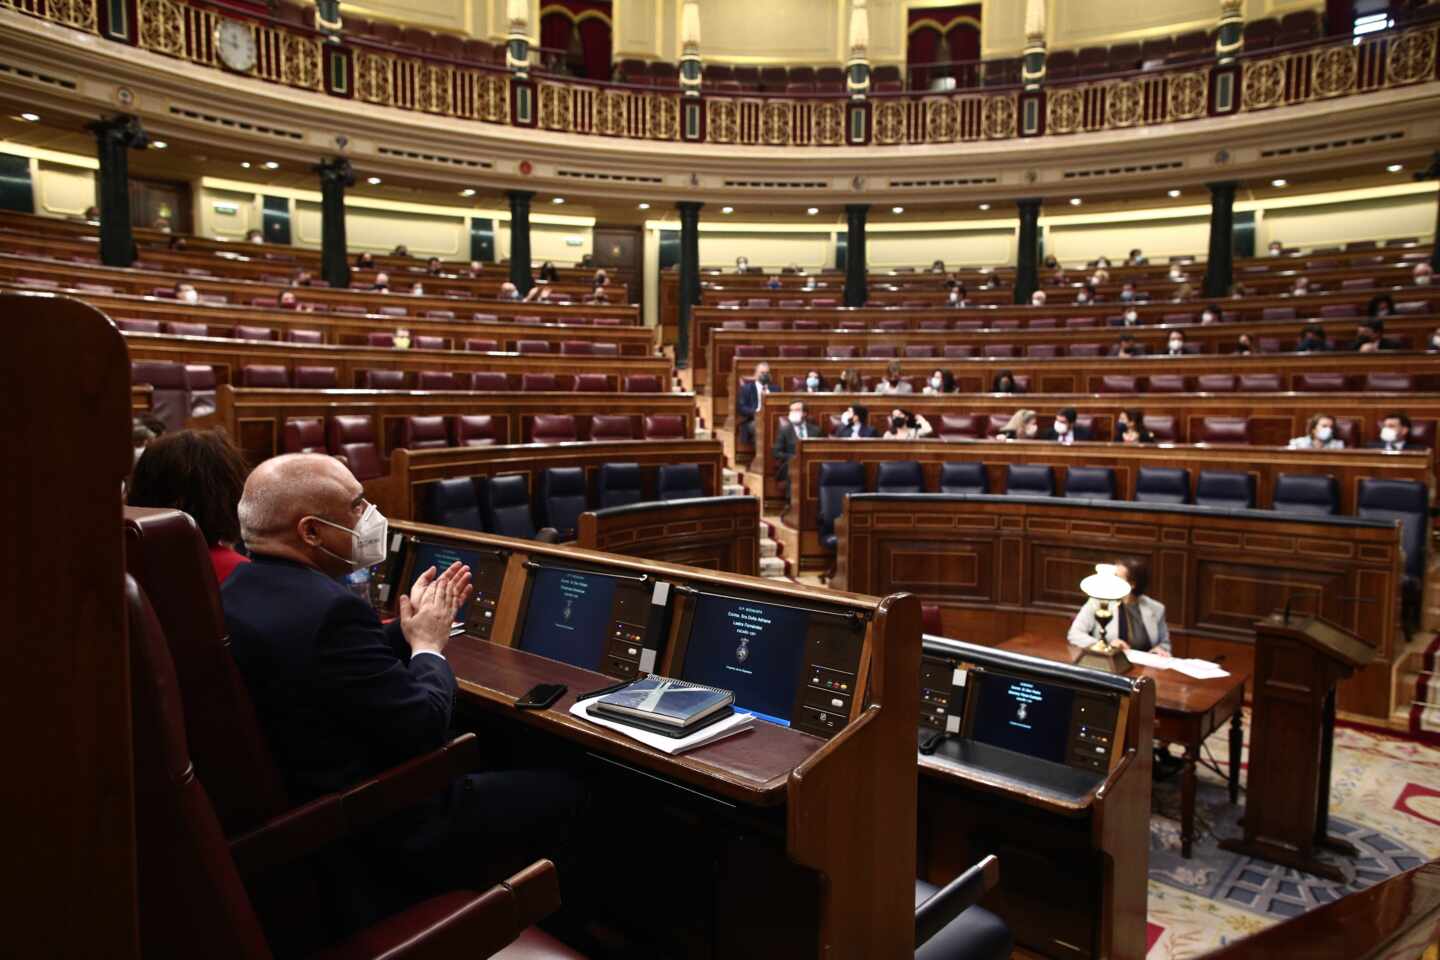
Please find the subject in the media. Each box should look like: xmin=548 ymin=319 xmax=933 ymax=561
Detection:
xmin=569 ymin=696 xmax=755 ymax=755
xmin=1126 ymin=650 xmax=1230 ymax=679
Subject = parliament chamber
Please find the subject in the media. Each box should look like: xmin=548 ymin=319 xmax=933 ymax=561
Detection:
xmin=6 ymin=0 xmax=1440 ymax=956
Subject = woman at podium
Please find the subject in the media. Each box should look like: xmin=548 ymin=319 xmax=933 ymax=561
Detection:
xmin=1066 ymin=558 xmax=1171 ymax=655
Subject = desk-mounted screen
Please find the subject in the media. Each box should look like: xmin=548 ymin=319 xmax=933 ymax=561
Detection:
xmin=674 ymin=590 xmax=867 ymax=738
xmin=966 ymin=670 xmax=1120 ymax=773
xmin=515 ymin=563 xmax=669 ymax=679
xmin=394 ymin=538 xmax=508 ymax=639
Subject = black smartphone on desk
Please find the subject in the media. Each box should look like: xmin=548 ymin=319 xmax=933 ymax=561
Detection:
xmin=515 ymin=683 xmax=567 ymax=710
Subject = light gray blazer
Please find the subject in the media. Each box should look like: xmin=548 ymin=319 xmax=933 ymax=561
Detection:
xmin=1066 ymin=595 xmax=1171 ymax=654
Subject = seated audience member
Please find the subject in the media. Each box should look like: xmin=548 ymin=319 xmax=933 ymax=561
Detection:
xmin=946 ymin=282 xmax=970 ymax=307
xmin=1095 ymin=255 xmax=1112 ymax=269
xmin=832 ymin=368 xmax=864 ymax=393
xmin=1067 ymin=558 xmax=1170 ymax=655
xmin=522 ymin=284 xmax=554 ymax=303
xmin=802 ymin=370 xmax=826 ymax=393
xmin=1289 ymin=412 xmax=1345 ymax=450
xmin=538 ymin=261 xmax=559 ymax=282
xmin=1171 ymin=282 xmax=1194 ymax=303
xmin=786 ymin=262 xmax=806 ymax=276
xmin=578 ymin=253 xmax=594 ymax=268
xmin=426 ymin=257 xmax=443 ymax=276
xmin=1074 ymin=284 xmax=1097 ymax=306
xmin=128 ymin=429 xmax=251 ymax=584
xmin=1114 ymin=333 xmax=1144 ymax=358
xmin=223 ymin=454 xmax=580 ymax=905
xmin=245 ymin=228 xmax=263 ymax=243
xmin=1043 ymin=255 xmax=1059 ymax=271
xmin=278 ymin=290 xmax=311 ymax=312
xmin=1116 ymin=305 xmax=1140 ymax=326
xmin=923 ymin=370 xmax=956 ymax=395
xmin=391 ymin=244 xmax=411 ymax=257
xmin=1368 ymin=412 xmax=1422 ymax=451
xmin=1268 ymin=239 xmax=1284 ymax=256
xmin=735 ymin=255 xmax=750 ymax=274
xmin=1044 ymin=407 xmax=1089 ymax=444
xmin=174 ymin=281 xmax=199 ymax=304
xmin=1117 ymin=409 xmax=1153 ymax=444
xmin=589 ymin=286 xmax=610 ymax=304
xmin=1291 ymin=275 xmax=1311 ymax=296
xmin=1415 ymin=262 xmax=1434 ymax=286
xmin=1127 ymin=249 xmax=1148 ymax=266
xmin=153 ymin=216 xmax=172 ymax=233
xmin=736 ymin=361 xmax=772 ymax=445
xmin=766 ymin=275 xmax=783 ymax=291
xmin=883 ymin=409 xmax=934 ymax=440
xmin=1368 ymin=294 xmax=1395 ymax=319
xmin=834 ymin=405 xmax=877 ymax=438
xmin=291 ymin=269 xmax=314 ymax=287
xmin=1051 ymin=265 xmax=1068 ymax=285
xmin=497 ymin=281 xmax=521 ymax=301
xmin=1352 ymin=317 xmax=1385 ymax=352
xmin=82 ymin=204 xmax=99 ymax=221
xmin=1167 ymin=263 xmax=1187 ymax=283
xmin=1030 ymin=289 xmax=1048 ymax=307
xmin=168 ymin=235 xmax=188 ymax=252
xmin=874 ymin=360 xmax=913 ymax=395
xmin=1234 ymin=333 xmax=1254 ymax=355
xmin=930 ymin=259 xmax=947 ymax=273
xmin=410 ymin=282 xmax=425 ymax=298
xmin=773 ymin=401 xmax=819 ymax=501
xmin=1428 ymin=327 xmax=1440 ymax=351
xmin=997 ymin=409 xmax=1038 ymax=440
xmin=1165 ymin=329 xmax=1188 ymax=356
xmin=593 ymin=268 xmax=610 ymax=289
xmin=1119 ymin=281 xmax=1137 ymax=303
xmin=467 ymin=260 xmax=485 ymax=278
xmin=356 ymin=251 xmax=376 ymax=269
xmin=371 ymin=272 xmax=390 ymax=293
xmin=992 ymin=370 xmax=1022 ymax=394
xmin=1297 ymin=323 xmax=1329 ymax=352
xmin=1200 ymin=303 xmax=1222 ymax=324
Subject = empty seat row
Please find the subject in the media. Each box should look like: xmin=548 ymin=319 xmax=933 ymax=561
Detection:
xmin=235 ymin=368 xmax=664 ymax=393
xmin=389 ymin=412 xmax=688 ymax=449
xmin=366 ymin=332 xmax=625 ymax=355
xmin=424 ymin=463 xmax=705 ymax=541
xmin=280 ymin=414 xmax=387 ymax=481
xmin=118 ymin=319 xmax=322 ymax=343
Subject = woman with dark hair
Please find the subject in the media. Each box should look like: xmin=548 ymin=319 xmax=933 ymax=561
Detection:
xmin=831 ymin=368 xmax=864 ymax=393
xmin=538 ymin=261 xmax=559 ymax=283
xmin=1066 ymin=557 xmax=1170 ymax=654
xmin=923 ymin=369 xmax=956 ymax=394
xmin=356 ymin=251 xmax=376 ymax=270
xmin=128 ymin=429 xmax=252 ymax=584
xmin=992 ymin=370 xmax=1021 ymax=394
xmin=1117 ymin=409 xmax=1153 ymax=444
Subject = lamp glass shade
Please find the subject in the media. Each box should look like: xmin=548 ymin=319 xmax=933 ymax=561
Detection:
xmin=1080 ymin=564 xmax=1132 ymax=602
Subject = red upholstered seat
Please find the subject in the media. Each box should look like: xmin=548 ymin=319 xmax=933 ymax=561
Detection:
xmin=1027 ymin=318 xmax=1057 ymax=329
xmin=522 ymin=373 xmax=559 ymax=391
xmin=1098 ymin=375 xmax=1137 ymax=393
xmin=951 ymin=320 xmax=983 ymax=331
xmin=985 ymin=414 xmax=1012 ymax=438
xmin=234 ymin=325 xmax=275 ymax=341
xmin=283 ymin=416 xmax=327 ymax=453
xmin=416 ymin=371 xmax=459 ymax=390
xmin=1144 ymin=414 xmax=1177 ymax=441
xmin=1365 ymin=372 xmax=1414 ymax=391
xmin=470 ymin=372 xmax=509 ymax=390
xmin=878 ymin=319 xmax=909 ymax=331
xmin=294 ymin=366 xmax=338 ymax=388
xmin=360 ymin=369 xmax=409 ymax=389
xmin=367 ymin=332 xmax=396 ymax=347
xmin=400 ymin=415 xmax=451 ymax=449
xmin=560 ymin=341 xmax=593 ymax=355
xmin=379 ymin=305 xmax=409 ymax=317
xmin=826 ymin=345 xmax=858 ymax=358
xmin=466 ymin=338 xmax=500 ymax=352
xmin=1148 ymin=375 xmax=1187 ymax=393
xmin=1026 ymin=344 xmax=1059 ymax=358
xmin=413 ymin=335 xmax=450 ymax=350
xmin=1064 ymin=317 xmax=1097 ymax=328
xmin=532 ymin=415 xmax=578 ymax=443
xmin=424 ymin=310 xmax=455 ymax=320
xmin=721 ymin=319 xmax=748 ymax=330
xmin=778 ymin=345 xmax=816 ymax=358
xmin=118 ymin=318 xmax=162 ymax=333
xmin=239 ymin=365 xmax=290 ymax=388
xmin=643 ymin=414 xmax=686 ymax=440
xmin=904 ymin=345 xmax=936 ymax=358
xmin=574 ymin=374 xmax=609 ymax=391
xmin=130 ymin=360 xmax=190 ymax=431
xmin=287 ymin=328 xmax=323 ymax=344
xmin=1296 ymin=372 xmax=1348 ymax=392
xmin=591 ymin=342 xmax=619 ymax=356
xmin=918 ymin=319 xmax=951 ymax=331
xmin=943 ymin=345 xmax=976 ymax=359
xmin=623 ymin=375 xmax=663 ymax=392
xmin=982 ymin=344 xmax=1016 ymax=358
xmin=1341 ymin=277 xmax=1375 ymax=290
xmin=450 ymin=415 xmax=499 ymax=447
xmin=471 ymin=312 xmax=499 ymax=322
xmin=589 ymin=415 xmax=634 ymax=441
xmin=1319 ymin=303 xmax=1358 ymax=318
xmin=164 ymin=321 xmax=208 ymax=337
xmin=1067 ymin=343 xmax=1103 ymax=357
xmin=327 ymin=415 xmax=385 ymax=480
xmin=937 ymin=414 xmax=983 ymax=439
xmin=988 ymin=318 xmax=1021 ymax=331
xmin=734 ymin=345 xmax=767 ymax=358
xmin=1261 ymin=307 xmax=1296 ymax=321
xmin=1200 ymin=416 xmax=1250 ymax=444
xmin=758 ymin=320 xmax=786 ymax=331
xmin=1238 ymin=373 xmax=1280 ymax=391
xmin=517 ymin=340 xmax=552 ymax=354
xmin=1198 ymin=374 xmax=1237 ymax=392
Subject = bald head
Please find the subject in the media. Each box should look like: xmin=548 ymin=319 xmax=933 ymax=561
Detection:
xmin=239 ymin=454 xmax=360 ymax=545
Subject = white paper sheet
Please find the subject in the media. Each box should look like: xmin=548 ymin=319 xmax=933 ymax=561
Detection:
xmin=1126 ymin=649 xmax=1230 ymax=679
xmin=568 ymin=696 xmax=755 ymax=755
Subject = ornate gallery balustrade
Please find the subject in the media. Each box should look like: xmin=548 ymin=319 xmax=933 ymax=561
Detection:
xmin=3 ymin=0 xmax=1436 ymax=147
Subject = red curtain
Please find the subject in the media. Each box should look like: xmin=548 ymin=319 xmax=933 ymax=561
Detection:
xmin=906 ymin=3 xmax=982 ymax=89
xmin=538 ymin=0 xmax=611 ymax=81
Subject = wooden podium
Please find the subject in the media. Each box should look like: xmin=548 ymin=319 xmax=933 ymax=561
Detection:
xmin=1220 ymin=614 xmax=1373 ymax=881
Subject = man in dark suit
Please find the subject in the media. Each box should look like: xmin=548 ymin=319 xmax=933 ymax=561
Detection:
xmin=834 ymin=404 xmax=878 ymax=439
xmin=1042 ymin=407 xmax=1091 ymax=444
xmin=224 ymin=454 xmax=580 ymax=904
xmin=772 ymin=400 xmax=820 ymax=503
xmin=736 ymin=360 xmax=771 ymax=446
xmin=1366 ymin=412 xmax=1424 ymax=452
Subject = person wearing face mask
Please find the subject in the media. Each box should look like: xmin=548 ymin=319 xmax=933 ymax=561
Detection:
xmin=1415 ymin=262 xmax=1434 ymax=286
xmin=1118 ymin=282 xmax=1137 ymax=303
xmin=1296 ymin=323 xmax=1330 ymax=352
xmin=997 ymin=408 xmax=1038 ymax=440
xmin=1074 ymin=284 xmax=1097 ymax=306
xmin=923 ymin=369 xmax=956 ymax=395
xmin=223 ymin=454 xmax=582 ymax=909
xmin=737 ymin=361 xmax=772 ymax=445
xmin=1113 ymin=306 xmax=1140 ymax=327
xmin=1199 ymin=303 xmax=1222 ymax=324
xmin=735 ymin=255 xmax=750 ymax=274
xmin=992 ymin=370 xmax=1022 ymax=394
xmin=1043 ymin=407 xmax=1090 ymax=444
xmin=1428 ymin=327 xmax=1440 ymax=352
xmin=1030 ymin=289 xmax=1048 ymax=307
xmin=1117 ymin=408 xmax=1154 ymax=444
xmin=1165 ymin=330 xmax=1188 ymax=356
xmin=834 ymin=404 xmax=877 ymax=438
xmin=874 ymin=360 xmax=913 ymax=395
xmin=174 ymin=281 xmax=199 ymax=304
xmin=1291 ymin=275 xmax=1311 ymax=296
xmin=1351 ymin=317 xmax=1385 ymax=353
xmin=1289 ymin=413 xmax=1344 ymax=450
xmin=802 ymin=370 xmax=826 ymax=393
xmin=1113 ymin=333 xmax=1145 ymax=358
xmin=773 ymin=400 xmax=819 ymax=501
xmin=1127 ymin=248 xmax=1148 ymax=267
xmin=1235 ymin=333 xmax=1254 ymax=355
xmin=1268 ymin=240 xmax=1284 ymax=257
xmin=1367 ymin=412 xmax=1419 ymax=452
xmin=883 ymin=408 xmax=933 ymax=440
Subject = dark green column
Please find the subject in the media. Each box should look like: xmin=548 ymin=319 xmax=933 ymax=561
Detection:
xmin=844 ymin=204 xmax=869 ymax=307
xmin=86 ymin=115 xmax=147 ymax=268
xmin=315 ymin=156 xmax=354 ymax=288
xmin=676 ymin=200 xmax=703 ymax=370
xmin=1204 ymin=181 xmax=1238 ymax=298
xmin=1013 ymin=198 xmax=1041 ymax=305
xmin=508 ymin=190 xmax=535 ymax=295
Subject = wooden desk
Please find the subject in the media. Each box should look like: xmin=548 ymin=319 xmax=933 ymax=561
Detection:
xmin=1002 ymin=632 xmax=1247 ymax=859
xmin=575 ymin=496 xmax=760 ymax=576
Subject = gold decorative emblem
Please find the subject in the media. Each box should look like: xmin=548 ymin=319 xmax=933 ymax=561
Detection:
xmin=1046 ymin=87 xmax=1082 ymax=134
xmin=706 ymin=98 xmax=738 ymax=143
xmin=1387 ymin=29 xmax=1437 ymax=85
xmin=1241 ymin=58 xmax=1285 ymax=110
xmin=812 ymin=101 xmax=845 ymax=145
xmin=925 ymin=98 xmax=957 ymax=142
xmin=1311 ymin=45 xmax=1357 ymax=98
xmin=982 ymin=94 xmax=1016 ymax=139
xmin=1104 ymin=80 xmax=1141 ymax=127
xmin=1166 ymin=70 xmax=1208 ymax=121
xmin=873 ymin=99 xmax=906 ymax=144
xmin=761 ymin=100 xmax=791 ymax=145
xmin=646 ymin=93 xmax=678 ymax=140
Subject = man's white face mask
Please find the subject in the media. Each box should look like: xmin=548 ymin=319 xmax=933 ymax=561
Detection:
xmin=310 ymin=502 xmax=389 ymax=569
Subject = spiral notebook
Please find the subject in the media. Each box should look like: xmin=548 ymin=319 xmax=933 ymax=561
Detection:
xmin=588 ymin=675 xmax=735 ymax=737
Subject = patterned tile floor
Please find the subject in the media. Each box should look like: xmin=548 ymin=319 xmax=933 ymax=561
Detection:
xmin=1144 ymin=712 xmax=1440 ymax=957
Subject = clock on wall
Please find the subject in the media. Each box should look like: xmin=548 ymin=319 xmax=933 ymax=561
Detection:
xmin=215 ymin=19 xmax=258 ymax=73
